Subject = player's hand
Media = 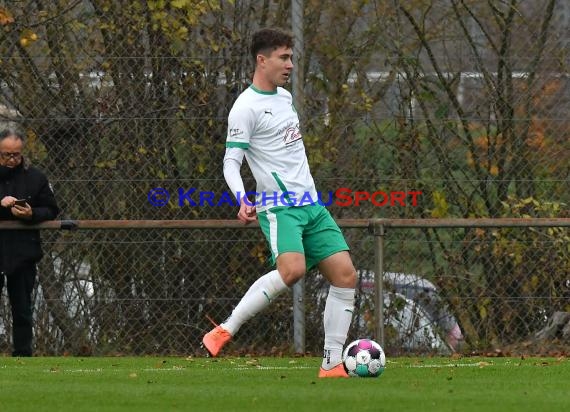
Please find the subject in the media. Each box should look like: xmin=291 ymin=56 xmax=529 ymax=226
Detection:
xmin=237 ymin=199 xmax=257 ymax=225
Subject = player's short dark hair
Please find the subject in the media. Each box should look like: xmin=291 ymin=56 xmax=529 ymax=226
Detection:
xmin=251 ymin=28 xmax=294 ymax=64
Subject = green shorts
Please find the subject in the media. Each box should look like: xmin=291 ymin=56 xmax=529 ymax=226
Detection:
xmin=257 ymin=204 xmax=349 ymax=270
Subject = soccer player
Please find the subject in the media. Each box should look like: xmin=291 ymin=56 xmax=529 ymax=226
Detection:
xmin=202 ymin=27 xmax=357 ymax=378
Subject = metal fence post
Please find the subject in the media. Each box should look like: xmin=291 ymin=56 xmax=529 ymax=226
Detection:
xmin=292 ymin=281 xmax=305 ymax=354
xmin=291 ymin=0 xmax=305 ymax=354
xmin=373 ymin=221 xmax=385 ymax=347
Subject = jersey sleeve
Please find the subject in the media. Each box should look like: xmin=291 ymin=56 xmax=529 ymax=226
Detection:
xmin=223 ymin=155 xmax=246 ymax=201
xmin=226 ymin=104 xmax=255 ymax=150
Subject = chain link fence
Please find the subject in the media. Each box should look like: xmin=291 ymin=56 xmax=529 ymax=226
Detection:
xmin=0 ymin=1 xmax=568 ymax=355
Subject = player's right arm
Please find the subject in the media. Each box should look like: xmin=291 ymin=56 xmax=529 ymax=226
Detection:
xmin=225 ymin=99 xmax=257 ymax=224
xmin=223 ymin=150 xmax=256 ymax=224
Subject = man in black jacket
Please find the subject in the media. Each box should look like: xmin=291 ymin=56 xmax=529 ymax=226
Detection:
xmin=0 ymin=128 xmax=60 ymax=356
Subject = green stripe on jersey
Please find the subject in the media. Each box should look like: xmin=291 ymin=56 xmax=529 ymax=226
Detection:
xmin=226 ymin=142 xmax=249 ymax=149
xmin=271 ymin=172 xmax=295 ymax=206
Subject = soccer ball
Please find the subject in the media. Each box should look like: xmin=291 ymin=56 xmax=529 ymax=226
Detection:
xmin=342 ymin=338 xmax=386 ymax=377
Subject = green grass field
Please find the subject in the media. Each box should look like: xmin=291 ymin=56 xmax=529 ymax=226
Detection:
xmin=0 ymin=355 xmax=568 ymax=411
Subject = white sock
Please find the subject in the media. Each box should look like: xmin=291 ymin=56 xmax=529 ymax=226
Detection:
xmin=322 ymin=285 xmax=355 ymax=369
xmin=221 ymin=270 xmax=289 ymax=335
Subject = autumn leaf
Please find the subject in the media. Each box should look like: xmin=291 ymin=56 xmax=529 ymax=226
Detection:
xmin=171 ymin=0 xmax=190 ymax=8
xmin=0 ymin=7 xmax=14 ymax=25
xmin=431 ymin=191 xmax=449 ymax=218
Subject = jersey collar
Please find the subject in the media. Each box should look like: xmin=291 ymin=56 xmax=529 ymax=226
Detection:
xmin=249 ymin=84 xmax=278 ymax=95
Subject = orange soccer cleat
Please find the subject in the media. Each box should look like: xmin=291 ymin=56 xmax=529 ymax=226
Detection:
xmin=202 ymin=325 xmax=232 ymax=357
xmin=318 ymin=363 xmax=349 ymax=378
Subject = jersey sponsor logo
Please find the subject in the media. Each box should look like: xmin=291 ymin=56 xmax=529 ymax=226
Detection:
xmin=264 ymin=108 xmax=273 ymax=115
xmin=229 ymin=128 xmax=244 ymax=138
xmin=283 ymin=126 xmax=302 ymax=145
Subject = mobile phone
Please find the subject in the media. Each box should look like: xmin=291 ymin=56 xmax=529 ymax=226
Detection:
xmin=14 ymin=199 xmax=27 ymax=207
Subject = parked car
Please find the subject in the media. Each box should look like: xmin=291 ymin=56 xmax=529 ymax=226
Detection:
xmin=313 ymin=270 xmax=464 ymax=353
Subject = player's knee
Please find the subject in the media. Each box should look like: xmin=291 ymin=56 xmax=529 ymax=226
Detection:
xmin=342 ymin=267 xmax=357 ymax=289
xmin=276 ymin=253 xmax=307 ymax=286
xmin=330 ymin=266 xmax=357 ymax=289
xmin=277 ymin=264 xmax=307 ymax=287
xmin=278 ymin=265 xmax=306 ymax=286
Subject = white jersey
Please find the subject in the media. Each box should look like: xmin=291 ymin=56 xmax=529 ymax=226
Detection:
xmin=225 ymin=85 xmax=318 ymax=211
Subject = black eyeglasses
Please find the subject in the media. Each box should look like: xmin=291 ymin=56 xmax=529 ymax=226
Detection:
xmin=0 ymin=152 xmax=22 ymax=160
